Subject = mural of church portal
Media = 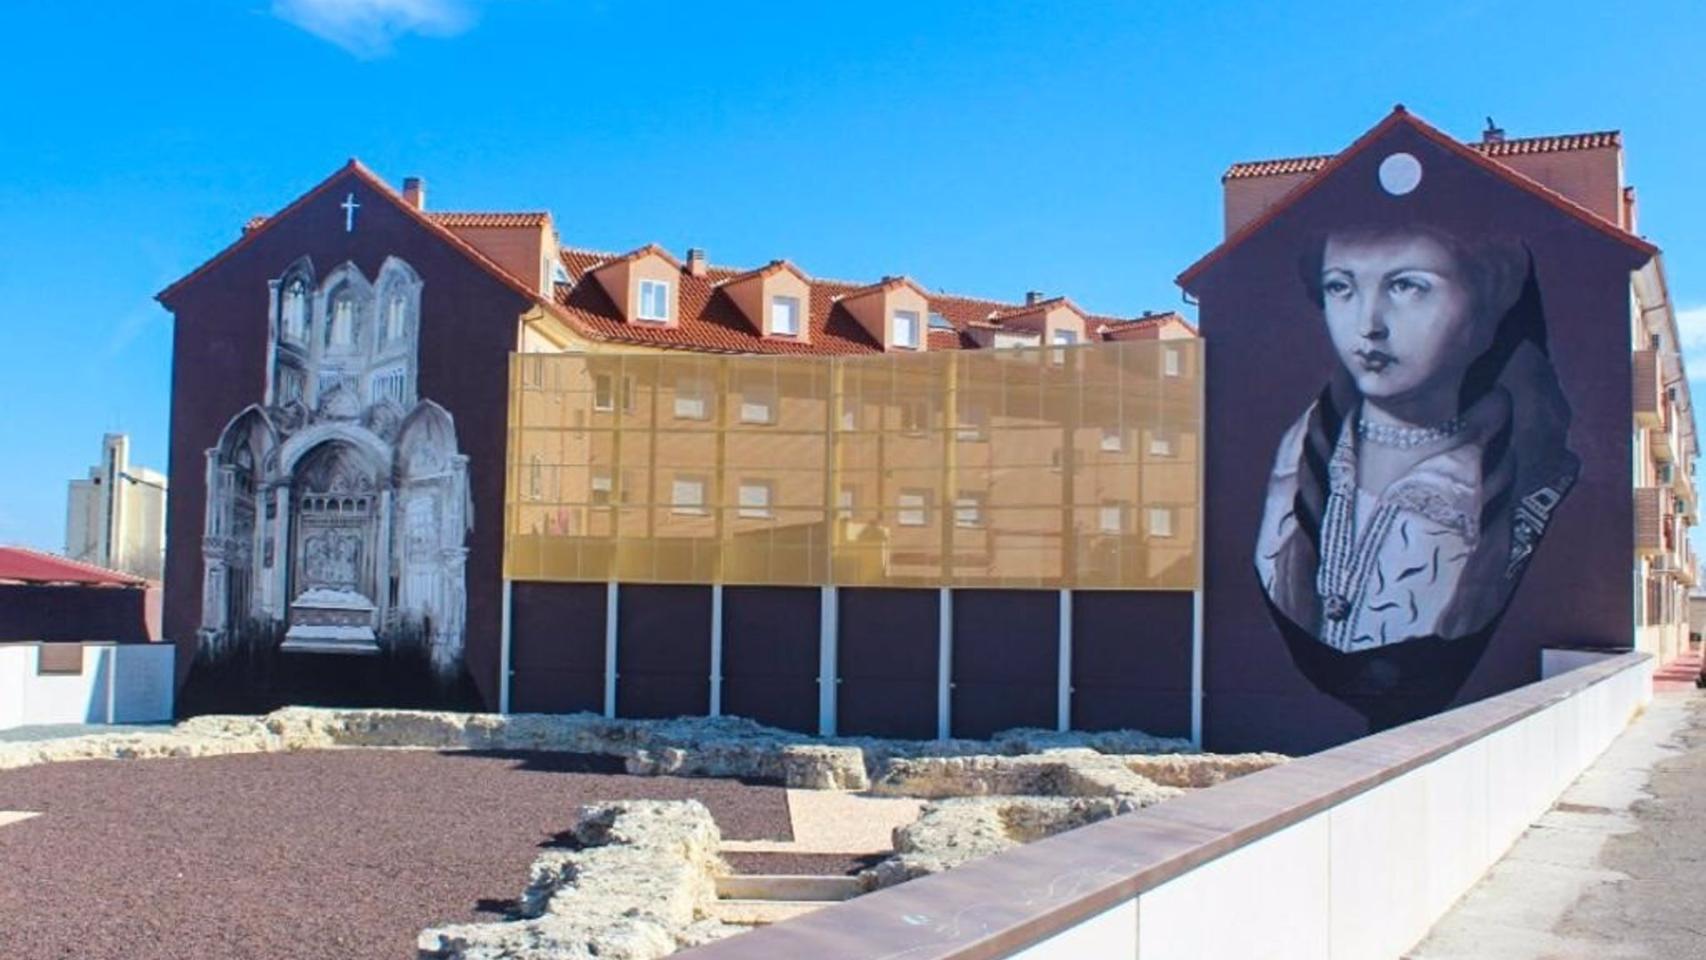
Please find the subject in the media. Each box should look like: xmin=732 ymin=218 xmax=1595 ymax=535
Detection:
xmin=198 ymin=254 xmax=471 ymax=677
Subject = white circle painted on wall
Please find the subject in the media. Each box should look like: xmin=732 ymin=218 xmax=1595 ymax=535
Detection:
xmin=1378 ymin=152 xmax=1423 ymax=196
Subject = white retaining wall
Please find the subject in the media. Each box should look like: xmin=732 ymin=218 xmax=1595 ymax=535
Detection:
xmin=0 ymin=643 xmax=175 ymax=730
xmin=1016 ymin=654 xmax=1654 ymax=959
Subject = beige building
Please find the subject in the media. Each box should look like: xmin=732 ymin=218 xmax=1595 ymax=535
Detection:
xmin=66 ymin=433 xmax=167 ymax=581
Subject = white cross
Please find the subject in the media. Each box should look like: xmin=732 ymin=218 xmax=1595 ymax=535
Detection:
xmin=341 ymin=192 xmax=360 ymax=233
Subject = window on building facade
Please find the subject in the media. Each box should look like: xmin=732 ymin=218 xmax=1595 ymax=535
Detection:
xmin=370 ymin=367 xmax=407 ymax=406
xmin=1100 ymin=501 xmax=1125 ymax=535
xmin=671 ymin=476 xmax=707 ymax=515
xmin=1163 ymin=346 xmax=1182 ymax=377
xmin=328 ymin=291 xmax=357 ymax=348
xmin=738 ymin=480 xmax=773 ymax=519
xmin=838 ymin=484 xmax=857 ymax=519
xmin=1147 ymin=506 xmax=1174 ymax=537
xmin=281 ymin=279 xmax=308 ymax=343
xmin=955 ymin=492 xmax=984 ymax=528
xmin=898 ymin=489 xmax=931 ymax=527
xmin=382 ymin=294 xmax=407 ymax=344
xmin=1150 ymin=431 xmax=1173 ymax=457
xmin=594 ymin=374 xmax=615 ymax=412
xmin=956 ymin=403 xmax=987 ymax=442
xmin=638 ymin=279 xmax=670 ymax=322
xmin=591 ymin=472 xmax=613 ymax=506
xmin=892 ymin=310 xmax=921 ymax=349
xmin=770 ymin=296 xmax=801 ymax=336
xmin=1100 ymin=426 xmax=1124 ymax=453
xmin=901 ymin=399 xmax=931 ymax=434
xmin=1051 ymin=329 xmax=1078 ymax=346
xmin=674 ymin=378 xmax=710 ymax=420
xmin=739 ymin=384 xmax=776 ymax=424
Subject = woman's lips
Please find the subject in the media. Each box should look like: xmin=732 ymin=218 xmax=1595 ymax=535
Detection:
xmin=1355 ymin=350 xmax=1396 ymax=372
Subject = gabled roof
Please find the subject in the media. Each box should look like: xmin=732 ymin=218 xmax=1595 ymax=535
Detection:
xmin=551 ymin=248 xmax=1177 ymax=356
xmin=1222 ymin=130 xmax=1622 ymax=181
xmin=1179 ymin=107 xmax=1656 ymax=291
xmin=837 ymin=275 xmax=932 ymax=303
xmin=717 ymin=259 xmax=811 ymax=286
xmin=987 ymin=296 xmax=1089 ymax=322
xmin=591 ymin=243 xmax=682 ymax=270
xmin=0 ymin=546 xmax=146 ymax=587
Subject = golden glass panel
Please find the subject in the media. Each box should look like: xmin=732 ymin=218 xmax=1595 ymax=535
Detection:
xmin=506 ymin=340 xmax=1201 ymax=589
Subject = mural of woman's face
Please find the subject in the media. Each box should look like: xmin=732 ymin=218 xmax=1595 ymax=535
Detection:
xmin=1320 ymin=231 xmax=1491 ymax=415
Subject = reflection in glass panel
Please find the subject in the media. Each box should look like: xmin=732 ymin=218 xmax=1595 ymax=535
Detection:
xmin=505 ymin=340 xmax=1200 ymax=588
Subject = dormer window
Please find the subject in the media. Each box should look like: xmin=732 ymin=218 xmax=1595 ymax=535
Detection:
xmin=892 ymin=310 xmax=921 ymax=350
xmin=770 ymin=296 xmax=801 ymax=336
xmin=1051 ymin=329 xmax=1078 ymax=346
xmin=638 ymin=280 xmax=670 ymax=322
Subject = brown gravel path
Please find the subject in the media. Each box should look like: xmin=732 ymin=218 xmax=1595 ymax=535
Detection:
xmin=0 ymin=750 xmax=791 ymax=960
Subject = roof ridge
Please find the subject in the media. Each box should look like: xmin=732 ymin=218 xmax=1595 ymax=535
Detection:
xmin=0 ymin=544 xmax=146 ymax=585
xmin=1225 ymin=128 xmax=1623 ymax=180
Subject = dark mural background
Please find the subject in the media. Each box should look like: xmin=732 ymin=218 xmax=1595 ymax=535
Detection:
xmin=1185 ymin=117 xmax=1651 ymax=753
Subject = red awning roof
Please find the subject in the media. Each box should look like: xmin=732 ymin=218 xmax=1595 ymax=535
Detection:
xmin=0 ymin=546 xmax=147 ymax=587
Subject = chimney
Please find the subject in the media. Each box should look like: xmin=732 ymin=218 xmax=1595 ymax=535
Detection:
xmin=686 ymin=247 xmax=708 ymax=278
xmin=1481 ymin=117 xmax=1505 ymax=145
xmin=1025 ymin=290 xmax=1045 ymax=306
xmin=402 ymin=177 xmax=426 ymax=211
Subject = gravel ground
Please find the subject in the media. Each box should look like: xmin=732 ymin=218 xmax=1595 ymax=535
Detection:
xmin=0 ymin=749 xmax=792 ymax=960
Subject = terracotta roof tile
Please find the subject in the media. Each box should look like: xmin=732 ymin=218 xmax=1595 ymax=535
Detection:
xmin=551 ymin=248 xmax=1167 ymax=355
xmin=0 ymin=546 xmax=146 ymax=587
xmin=428 ymin=212 xmax=551 ymax=228
xmin=1223 ymin=130 xmax=1622 ymax=181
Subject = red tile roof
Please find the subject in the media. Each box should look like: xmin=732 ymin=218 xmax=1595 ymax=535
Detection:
xmin=184 ymin=160 xmax=1189 ymax=357
xmin=1223 ymin=130 xmax=1621 ymax=181
xmin=1181 ymin=109 xmax=1653 ymax=290
xmin=0 ymin=546 xmax=146 ymax=587
xmin=551 ymin=248 xmax=1178 ymax=356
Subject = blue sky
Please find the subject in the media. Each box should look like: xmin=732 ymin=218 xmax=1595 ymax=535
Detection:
xmin=1 ymin=0 xmax=1703 ymax=553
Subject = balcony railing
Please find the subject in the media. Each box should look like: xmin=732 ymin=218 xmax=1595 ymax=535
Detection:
xmin=1633 ymin=349 xmax=1662 ymax=427
xmin=1636 ymin=486 xmax=1666 ymax=556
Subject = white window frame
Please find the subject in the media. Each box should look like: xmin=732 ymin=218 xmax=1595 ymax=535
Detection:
xmin=739 ymin=384 xmax=776 ymax=425
xmin=1149 ymin=431 xmax=1174 ymax=457
xmin=671 ymin=475 xmax=708 ymax=516
xmin=638 ymin=279 xmax=671 ymax=323
xmin=898 ymin=489 xmax=931 ymax=527
xmin=1100 ymin=426 xmax=1124 ymax=453
xmin=673 ymin=377 xmax=710 ymax=421
xmin=892 ymin=310 xmax=921 ymax=350
xmin=590 ymin=472 xmax=613 ymax=506
xmin=737 ymin=480 xmax=774 ymax=519
xmin=955 ymin=492 xmax=984 ymax=529
xmin=770 ymin=295 xmax=801 ymax=337
xmin=1147 ymin=506 xmax=1174 ymax=538
xmin=956 ymin=403 xmax=987 ymax=442
xmin=593 ymin=373 xmax=615 ymax=412
xmin=1051 ymin=328 xmax=1078 ymax=346
xmin=1162 ymin=346 xmax=1182 ymax=377
xmin=1099 ymin=502 xmax=1125 ymax=535
xmin=837 ymin=484 xmax=857 ymax=519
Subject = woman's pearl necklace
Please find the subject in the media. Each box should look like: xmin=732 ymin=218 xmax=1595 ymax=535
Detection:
xmin=1356 ymin=414 xmax=1465 ymax=450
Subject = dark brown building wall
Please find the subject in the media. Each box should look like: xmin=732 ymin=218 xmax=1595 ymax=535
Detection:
xmin=0 ymin=584 xmax=153 ymax=643
xmin=951 ymin=589 xmax=1059 ymax=738
xmin=616 ymin=584 xmax=711 ymax=718
xmin=1190 ymin=124 xmax=1645 ymax=753
xmin=509 ymin=581 xmax=605 ymax=713
xmin=161 ymin=171 xmax=532 ymax=709
xmin=838 ymin=587 xmax=939 ymax=738
xmin=720 ymin=586 xmax=820 ymax=733
xmin=1070 ymin=591 xmax=1192 ymax=737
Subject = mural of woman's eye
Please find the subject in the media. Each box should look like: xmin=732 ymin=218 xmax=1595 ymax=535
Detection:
xmin=1386 ymin=274 xmax=1431 ymax=299
xmin=1321 ymin=275 xmax=1353 ymax=299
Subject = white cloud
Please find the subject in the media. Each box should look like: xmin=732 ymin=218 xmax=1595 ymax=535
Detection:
xmin=272 ymin=0 xmax=478 ymax=59
xmin=1679 ymin=305 xmax=1706 ymax=385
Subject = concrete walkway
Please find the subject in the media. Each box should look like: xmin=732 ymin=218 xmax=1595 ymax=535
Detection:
xmin=1409 ymin=655 xmax=1706 ymax=959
